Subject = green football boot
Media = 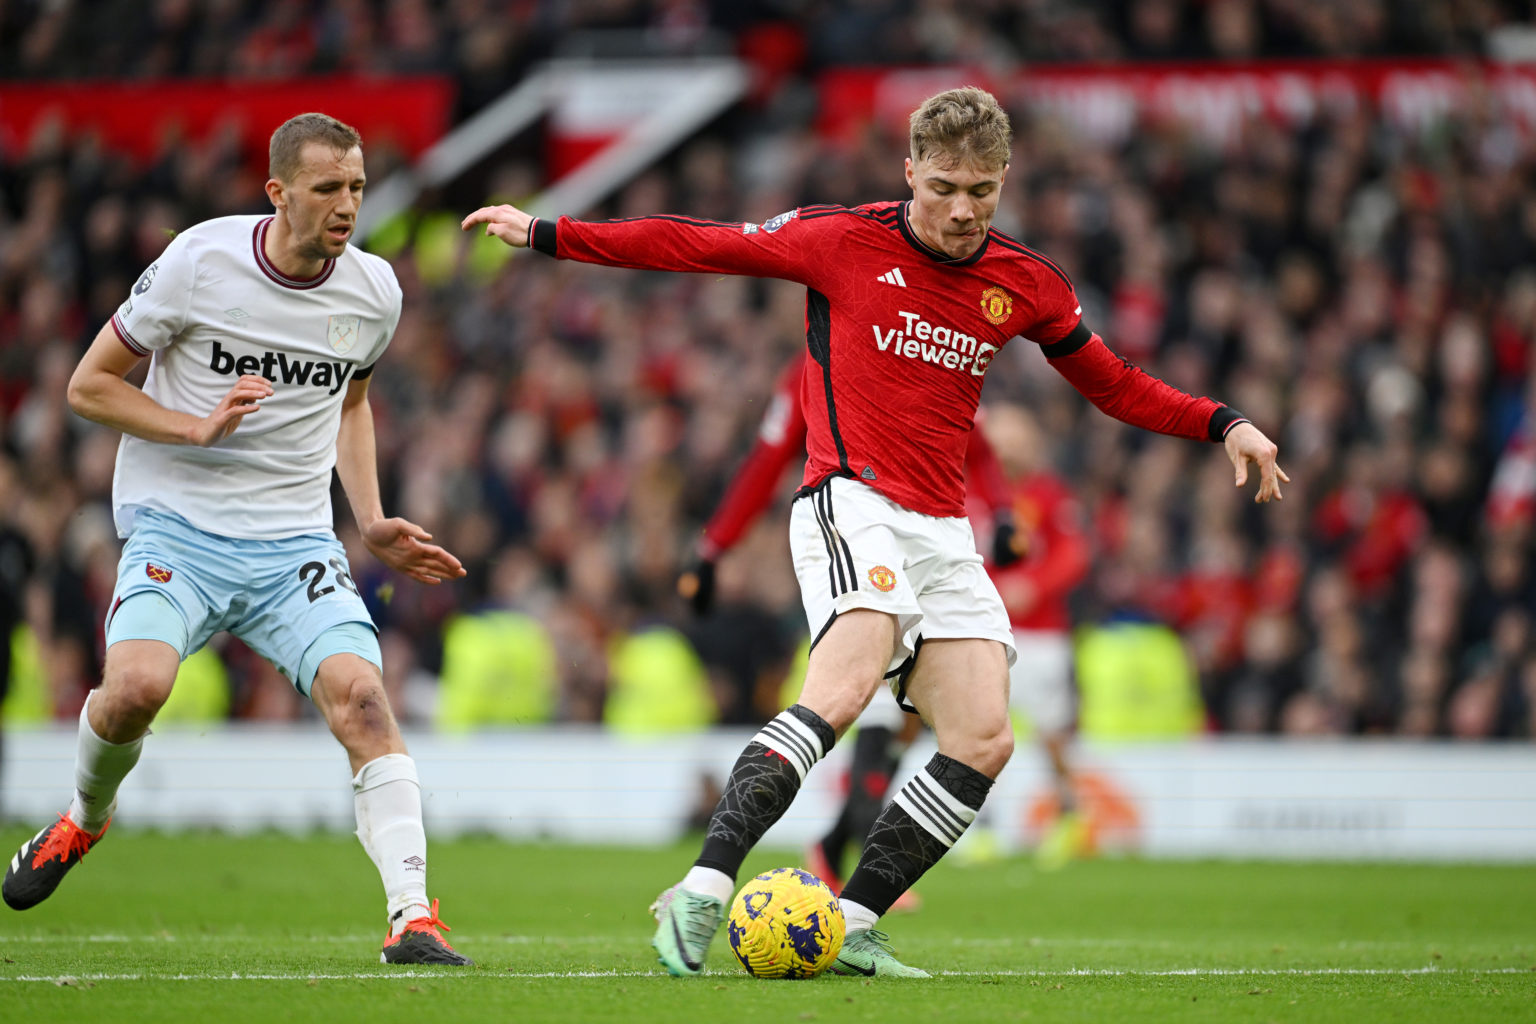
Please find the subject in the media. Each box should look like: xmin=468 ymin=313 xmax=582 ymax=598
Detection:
xmin=829 ymin=928 xmax=930 ymax=978
xmin=650 ymin=884 xmax=725 ymax=976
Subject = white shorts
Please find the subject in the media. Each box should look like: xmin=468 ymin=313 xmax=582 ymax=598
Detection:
xmin=1009 ymin=628 xmax=1075 ymax=735
xmin=790 ymin=476 xmax=1015 ymax=708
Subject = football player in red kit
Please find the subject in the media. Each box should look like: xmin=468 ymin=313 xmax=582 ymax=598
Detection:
xmin=465 ymin=85 xmax=1285 ymax=978
xmin=678 ymin=351 xmax=1024 ymax=905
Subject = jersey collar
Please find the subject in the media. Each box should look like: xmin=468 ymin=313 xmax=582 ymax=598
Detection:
xmin=253 ymin=217 xmax=337 ymax=290
xmin=896 ymin=201 xmax=991 ymax=267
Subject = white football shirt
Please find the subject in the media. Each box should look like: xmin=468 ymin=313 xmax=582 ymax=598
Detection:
xmin=109 ymin=214 xmax=401 ymax=540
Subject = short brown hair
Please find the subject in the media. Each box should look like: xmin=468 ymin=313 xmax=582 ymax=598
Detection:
xmin=268 ymin=112 xmax=362 ymax=182
xmin=908 ymin=87 xmax=1011 ymax=170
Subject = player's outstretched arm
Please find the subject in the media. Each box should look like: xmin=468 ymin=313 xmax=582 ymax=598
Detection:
xmin=461 ymin=204 xmax=534 ymax=248
xmin=68 ymin=320 xmax=271 ymax=446
xmin=335 ymin=375 xmax=466 ymax=585
xmin=1224 ymin=421 xmax=1289 ymax=503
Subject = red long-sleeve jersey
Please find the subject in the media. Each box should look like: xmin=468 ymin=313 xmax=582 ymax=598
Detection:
xmin=699 ymin=352 xmax=1012 ymax=558
xmin=532 ymin=202 xmax=1244 ymax=517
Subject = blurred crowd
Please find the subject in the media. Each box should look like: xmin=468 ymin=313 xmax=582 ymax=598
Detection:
xmin=2 ymin=1 xmax=1529 ymax=89
xmin=3 ymin=1 xmax=1536 ymax=741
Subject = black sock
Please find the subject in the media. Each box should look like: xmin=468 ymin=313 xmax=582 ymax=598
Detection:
xmin=697 ymin=704 xmax=836 ymax=878
xmin=818 ymin=726 xmax=900 ymax=875
xmin=840 ymin=753 xmax=992 ymax=916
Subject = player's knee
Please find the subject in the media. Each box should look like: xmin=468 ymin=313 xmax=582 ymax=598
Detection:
xmin=798 ymin=674 xmax=882 ymax=735
xmin=340 ymin=673 xmax=390 ymax=723
xmin=978 ymin=724 xmax=1015 ymax=776
xmin=943 ymin=717 xmax=1014 ymax=778
xmin=320 ymin=665 xmax=394 ymax=738
xmin=100 ymin=660 xmax=176 ymax=723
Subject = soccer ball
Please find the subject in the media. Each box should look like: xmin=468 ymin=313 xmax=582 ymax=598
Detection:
xmin=726 ymin=867 xmax=845 ymax=979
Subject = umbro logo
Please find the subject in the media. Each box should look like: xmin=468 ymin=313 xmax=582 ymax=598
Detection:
xmin=877 ymin=268 xmax=907 ymax=287
xmin=403 ymin=855 xmax=425 ymax=872
xmin=225 ymin=308 xmax=250 ymax=321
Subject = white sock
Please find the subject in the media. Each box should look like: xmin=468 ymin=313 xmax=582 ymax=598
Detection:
xmin=69 ymin=692 xmax=144 ymax=833
xmin=840 ymin=898 xmax=879 ymax=934
xmin=353 ymin=753 xmax=430 ymax=932
xmin=681 ymin=865 xmax=735 ymax=906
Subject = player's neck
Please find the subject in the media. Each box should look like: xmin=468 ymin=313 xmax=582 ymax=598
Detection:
xmin=264 ymin=214 xmax=328 ymax=280
xmin=902 ymin=201 xmax=984 ymax=261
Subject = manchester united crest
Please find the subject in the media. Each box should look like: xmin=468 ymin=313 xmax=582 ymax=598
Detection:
xmin=867 ymin=565 xmax=897 ymax=592
xmin=327 ymin=314 xmax=362 ymax=355
xmin=146 ymin=563 xmax=173 ymax=583
xmin=980 ymin=286 xmax=1013 ymax=325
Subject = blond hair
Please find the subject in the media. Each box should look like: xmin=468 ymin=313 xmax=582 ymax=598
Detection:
xmin=268 ymin=112 xmax=362 ymax=182
xmin=908 ymin=87 xmax=1011 ymax=170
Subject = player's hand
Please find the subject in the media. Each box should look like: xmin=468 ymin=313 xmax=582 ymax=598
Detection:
xmin=1224 ymin=421 xmax=1289 ymax=503
xmin=991 ymin=511 xmax=1026 ymax=568
xmin=192 ymin=374 xmax=272 ymax=446
xmin=362 ymin=517 xmax=467 ymax=585
xmin=677 ymin=558 xmax=717 ymax=615
xmin=461 ymin=204 xmax=535 ymax=248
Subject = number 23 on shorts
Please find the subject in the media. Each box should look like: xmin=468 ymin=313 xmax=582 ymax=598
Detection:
xmin=297 ymin=557 xmax=359 ymax=603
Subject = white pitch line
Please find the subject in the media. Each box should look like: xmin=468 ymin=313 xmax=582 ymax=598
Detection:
xmin=0 ymin=934 xmax=1490 ymax=950
xmin=1 ymin=967 xmax=1531 ymax=983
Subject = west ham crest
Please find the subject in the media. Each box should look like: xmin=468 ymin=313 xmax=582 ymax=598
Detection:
xmin=326 ymin=314 xmax=362 ymax=355
xmin=146 ymin=563 xmax=173 ymax=583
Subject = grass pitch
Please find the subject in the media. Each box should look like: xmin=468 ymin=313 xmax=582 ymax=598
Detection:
xmin=0 ymin=828 xmax=1531 ymax=1023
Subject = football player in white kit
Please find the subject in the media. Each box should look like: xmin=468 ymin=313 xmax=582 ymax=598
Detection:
xmin=2 ymin=114 xmax=472 ymax=966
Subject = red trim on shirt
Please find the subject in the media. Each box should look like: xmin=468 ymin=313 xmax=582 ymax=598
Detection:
xmin=111 ymin=314 xmax=149 ymax=356
xmin=251 ymin=217 xmax=336 ymax=290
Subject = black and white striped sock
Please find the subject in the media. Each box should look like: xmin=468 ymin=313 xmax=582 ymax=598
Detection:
xmin=840 ymin=753 xmax=993 ymax=916
xmin=696 ymin=704 xmax=836 ymax=878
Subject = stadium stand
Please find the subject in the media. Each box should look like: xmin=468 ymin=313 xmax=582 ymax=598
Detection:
xmin=1 ymin=0 xmax=1535 ymax=743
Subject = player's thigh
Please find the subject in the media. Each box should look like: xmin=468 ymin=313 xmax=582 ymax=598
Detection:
xmin=894 ymin=512 xmax=1016 ymax=720
xmin=234 ymin=533 xmax=379 ymax=698
xmin=854 ymin=682 xmax=908 ymax=733
xmin=905 ymin=636 xmax=1012 ymax=771
xmin=798 ymin=608 xmax=900 ymax=733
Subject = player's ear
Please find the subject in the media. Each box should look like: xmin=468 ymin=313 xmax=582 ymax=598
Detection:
xmin=265 ymin=177 xmax=286 ymax=210
xmin=904 ymin=157 xmax=915 ymax=189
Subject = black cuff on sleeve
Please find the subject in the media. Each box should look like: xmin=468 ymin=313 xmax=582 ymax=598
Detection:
xmin=353 ymin=362 xmax=376 ymax=381
xmin=1038 ymin=319 xmax=1093 ymax=359
xmin=531 ymin=217 xmax=558 ymax=256
xmin=1208 ymin=405 xmax=1249 ymax=442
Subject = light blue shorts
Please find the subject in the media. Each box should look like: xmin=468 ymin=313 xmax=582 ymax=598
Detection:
xmin=105 ymin=509 xmax=381 ymax=697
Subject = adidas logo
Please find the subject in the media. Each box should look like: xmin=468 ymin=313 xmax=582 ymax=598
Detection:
xmin=877 ymin=268 xmax=907 ymax=287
